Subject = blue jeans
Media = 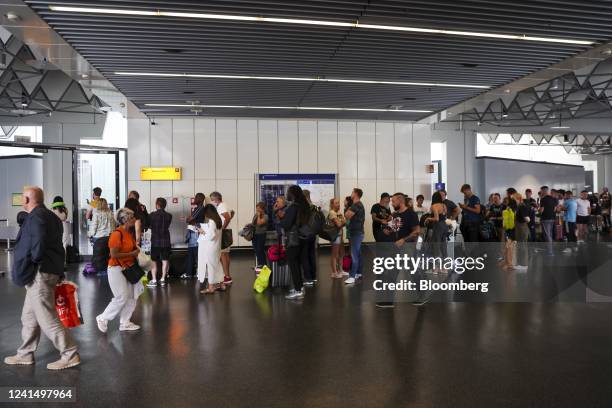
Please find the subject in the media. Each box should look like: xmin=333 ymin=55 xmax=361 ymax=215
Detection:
xmin=253 ymin=233 xmax=267 ymax=267
xmin=350 ymin=232 xmax=364 ymax=278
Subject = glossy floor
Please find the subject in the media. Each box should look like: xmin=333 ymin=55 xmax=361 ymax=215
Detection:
xmin=1 ymin=247 xmax=612 ymax=408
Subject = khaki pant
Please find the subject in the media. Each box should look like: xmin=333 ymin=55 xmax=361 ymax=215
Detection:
xmin=17 ymin=272 xmax=78 ymax=360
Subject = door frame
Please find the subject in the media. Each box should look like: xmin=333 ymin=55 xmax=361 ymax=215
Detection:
xmin=0 ymin=140 xmax=126 ymax=254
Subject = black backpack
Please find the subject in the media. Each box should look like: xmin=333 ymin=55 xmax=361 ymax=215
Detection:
xmin=299 ymin=205 xmax=325 ymax=239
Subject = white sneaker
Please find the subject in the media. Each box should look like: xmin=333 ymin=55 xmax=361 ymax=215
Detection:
xmin=285 ymin=290 xmax=304 ymax=300
xmin=341 ymin=271 xmax=349 ymax=276
xmin=160 ymin=279 xmax=167 ymax=286
xmin=96 ymin=315 xmax=108 ymax=333
xmin=146 ymin=280 xmax=157 ymax=287
xmin=355 ymin=274 xmax=362 ymax=280
xmin=119 ymin=322 xmax=141 ymax=331
xmin=344 ymin=277 xmax=356 ymax=284
xmin=562 ymin=248 xmax=573 ymax=254
xmin=416 ymin=236 xmax=423 ymax=251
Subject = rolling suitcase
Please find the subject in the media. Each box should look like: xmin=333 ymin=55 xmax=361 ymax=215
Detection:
xmin=270 ymin=260 xmax=291 ymax=288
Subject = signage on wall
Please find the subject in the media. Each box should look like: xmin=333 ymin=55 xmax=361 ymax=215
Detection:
xmin=12 ymin=193 xmax=21 ymax=206
xmin=435 ymin=182 xmax=446 ymax=191
xmin=140 ymin=167 xmax=182 ymax=181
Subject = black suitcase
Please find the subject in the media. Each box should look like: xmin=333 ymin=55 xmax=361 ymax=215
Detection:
xmin=270 ymin=260 xmax=291 ymax=288
xmin=91 ymin=236 xmax=110 ymax=273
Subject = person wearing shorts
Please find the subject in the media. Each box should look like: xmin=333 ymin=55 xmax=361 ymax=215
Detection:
xmin=148 ymin=197 xmax=173 ymax=287
xmin=576 ymin=190 xmax=591 ymax=242
xmin=210 ymin=192 xmax=235 ymax=285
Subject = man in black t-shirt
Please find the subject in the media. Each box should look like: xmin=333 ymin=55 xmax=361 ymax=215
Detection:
xmin=371 ymin=193 xmax=392 ymax=242
xmin=377 ymin=193 xmax=421 ymax=308
xmin=538 ymin=186 xmax=558 ymax=246
xmin=524 ymin=189 xmax=537 ymax=241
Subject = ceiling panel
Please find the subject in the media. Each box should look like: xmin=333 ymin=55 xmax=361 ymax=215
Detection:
xmin=22 ymin=0 xmax=612 ymax=120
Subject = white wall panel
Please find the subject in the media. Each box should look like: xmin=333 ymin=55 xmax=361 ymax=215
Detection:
xmin=337 ymin=121 xmax=357 ymax=179
xmin=150 ymin=183 xmax=173 ymax=208
xmin=194 ymin=179 xmax=216 ymax=197
xmin=357 ymin=122 xmax=376 ymax=179
xmin=194 ymin=118 xmax=216 ymax=180
xmin=150 ymin=118 xmax=172 ymax=167
xmin=317 ymin=121 xmax=338 ymax=174
xmin=237 ymin=119 xmax=259 ymax=179
xmin=377 ymin=179 xmax=396 ymax=198
xmin=298 ymin=120 xmax=318 ymax=173
xmin=395 ymin=123 xmax=413 ymax=181
xmin=258 ymin=120 xmax=278 ymax=174
xmin=172 ymin=118 xmax=194 ymax=180
xmin=278 ymin=120 xmax=299 ymax=173
xmin=215 ymin=119 xmax=237 ymax=179
xmin=338 ymin=178 xmax=357 ymax=204
xmin=358 ymin=178 xmax=376 ymax=242
xmin=412 ymin=124 xmax=432 ymax=200
xmin=172 ymin=180 xmax=196 ymax=199
xmin=376 ymin=122 xmax=395 ymax=179
xmin=127 ymin=118 xmax=150 ymax=180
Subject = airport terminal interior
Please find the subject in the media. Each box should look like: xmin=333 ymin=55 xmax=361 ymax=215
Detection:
xmin=1 ymin=1 xmax=612 ymax=407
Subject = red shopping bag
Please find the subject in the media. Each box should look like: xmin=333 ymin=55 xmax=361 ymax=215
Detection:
xmin=342 ymin=255 xmax=352 ymax=272
xmin=55 ymin=281 xmax=84 ymax=328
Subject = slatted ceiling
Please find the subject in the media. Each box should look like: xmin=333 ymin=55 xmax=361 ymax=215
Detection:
xmin=24 ymin=1 xmax=612 ymax=119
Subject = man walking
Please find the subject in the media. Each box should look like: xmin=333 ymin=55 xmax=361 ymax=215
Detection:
xmin=539 ymin=186 xmax=558 ymax=254
xmin=5 ymin=186 xmax=80 ymax=370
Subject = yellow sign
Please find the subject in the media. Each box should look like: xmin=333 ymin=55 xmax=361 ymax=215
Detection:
xmin=12 ymin=193 xmax=22 ymax=206
xmin=140 ymin=167 xmax=182 ymax=181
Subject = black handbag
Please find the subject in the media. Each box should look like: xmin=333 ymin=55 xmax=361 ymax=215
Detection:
xmin=221 ymin=229 xmax=233 ymax=249
xmin=122 ymin=263 xmax=145 ymax=284
xmin=116 ymin=228 xmax=145 ymax=284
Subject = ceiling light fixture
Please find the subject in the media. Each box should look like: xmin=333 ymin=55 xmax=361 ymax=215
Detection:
xmin=115 ymin=72 xmax=489 ymax=89
xmin=48 ymin=6 xmax=594 ymax=45
xmin=144 ymin=103 xmax=433 ymax=113
xmin=550 ymin=126 xmax=571 ymax=129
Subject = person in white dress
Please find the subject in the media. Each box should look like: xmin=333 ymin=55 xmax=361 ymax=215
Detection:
xmin=197 ymin=204 xmax=225 ymax=294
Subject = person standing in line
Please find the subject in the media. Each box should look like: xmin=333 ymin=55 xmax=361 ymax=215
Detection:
xmin=458 ymin=184 xmax=482 ymax=243
xmin=414 ymin=194 xmax=429 ymax=220
xmin=252 ymin=202 xmax=269 ymax=268
xmin=209 ymin=192 xmax=235 ymax=285
xmin=378 ymin=192 xmax=421 ymax=308
xmin=301 ymin=189 xmax=318 ymax=287
xmin=576 ymin=190 xmax=591 ymax=243
xmin=5 ymin=187 xmax=80 ymax=370
xmin=513 ymin=193 xmax=530 ymax=271
xmin=562 ymin=191 xmax=578 ymax=253
xmin=128 ymin=190 xmax=149 ymax=222
xmin=124 ymin=198 xmax=145 ymax=245
xmin=272 ymin=196 xmax=286 ymax=244
xmin=439 ymin=190 xmax=460 ymax=220
xmin=85 ymin=187 xmax=102 ymax=221
xmin=198 ymin=204 xmax=225 ymax=294
xmin=88 ymin=198 xmax=116 ymax=244
xmin=51 ymin=196 xmax=71 ymax=265
xmin=181 ymin=193 xmax=206 ymax=279
xmin=328 ymin=198 xmax=346 ymax=279
xmin=523 ymin=189 xmax=538 ymax=242
xmin=342 ymin=196 xmax=353 ymax=277
xmin=279 ymin=185 xmax=309 ymax=300
xmin=500 ymin=196 xmax=518 ymax=271
xmin=96 ymin=208 xmax=142 ymax=333
xmin=344 ymin=188 xmax=365 ymax=285
xmin=600 ymin=187 xmax=611 ymax=232
xmin=538 ymin=186 xmax=558 ymax=254
xmin=425 ymin=192 xmax=449 ymax=274
xmin=486 ymin=193 xmax=504 ymax=257
xmin=147 ymin=198 xmax=173 ymax=287
xmin=371 ymin=193 xmax=392 ymax=242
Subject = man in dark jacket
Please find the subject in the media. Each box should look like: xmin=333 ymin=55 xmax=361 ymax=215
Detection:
xmin=5 ymin=187 xmax=80 ymax=370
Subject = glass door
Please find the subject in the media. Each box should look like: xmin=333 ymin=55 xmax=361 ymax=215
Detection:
xmin=73 ymin=150 xmax=120 ymax=256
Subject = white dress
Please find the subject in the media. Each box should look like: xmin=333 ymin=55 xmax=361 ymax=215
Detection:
xmin=197 ymin=220 xmax=223 ymax=284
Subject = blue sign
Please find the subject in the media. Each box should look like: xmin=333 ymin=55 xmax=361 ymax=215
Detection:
xmin=435 ymin=182 xmax=445 ymax=191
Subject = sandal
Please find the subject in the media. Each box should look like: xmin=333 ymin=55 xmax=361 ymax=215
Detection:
xmin=200 ymin=288 xmax=216 ymax=295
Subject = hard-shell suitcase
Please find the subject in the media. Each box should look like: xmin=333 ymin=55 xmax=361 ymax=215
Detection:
xmin=270 ymin=260 xmax=291 ymax=288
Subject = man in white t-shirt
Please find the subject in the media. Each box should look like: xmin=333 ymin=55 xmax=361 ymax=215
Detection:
xmin=210 ymin=191 xmax=235 ymax=285
xmin=576 ymin=190 xmax=591 ymax=242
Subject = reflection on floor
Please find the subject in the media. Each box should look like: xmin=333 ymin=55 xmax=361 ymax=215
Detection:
xmin=1 ymin=243 xmax=612 ymax=407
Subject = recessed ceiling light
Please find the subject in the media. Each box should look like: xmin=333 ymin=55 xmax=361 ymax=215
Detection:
xmin=47 ymin=6 xmax=594 ymax=45
xmin=114 ymin=72 xmax=489 ymax=89
xmin=144 ymin=103 xmax=433 ymax=113
xmin=551 ymin=126 xmax=570 ymax=129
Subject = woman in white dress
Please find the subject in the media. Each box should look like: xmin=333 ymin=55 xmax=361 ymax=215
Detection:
xmin=197 ymin=204 xmax=225 ymax=294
